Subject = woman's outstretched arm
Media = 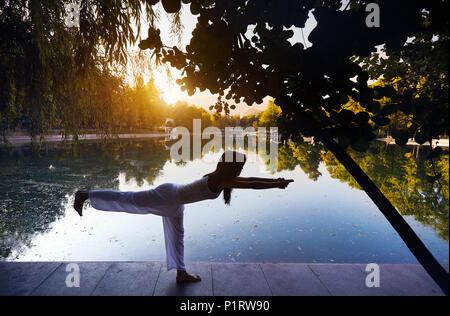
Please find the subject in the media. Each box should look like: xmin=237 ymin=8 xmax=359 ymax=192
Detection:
xmin=221 ymin=178 xmax=294 ymax=190
xmin=235 ymin=177 xmax=283 ymax=183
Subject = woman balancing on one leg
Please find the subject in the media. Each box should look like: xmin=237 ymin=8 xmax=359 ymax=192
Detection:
xmin=73 ymin=151 xmax=294 ymax=283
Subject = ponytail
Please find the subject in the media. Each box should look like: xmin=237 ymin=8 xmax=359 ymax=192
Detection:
xmin=224 ymin=188 xmax=232 ymax=205
xmin=206 ymin=151 xmax=247 ymax=206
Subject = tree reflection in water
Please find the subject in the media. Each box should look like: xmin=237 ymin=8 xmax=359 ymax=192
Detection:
xmin=275 ymin=141 xmax=449 ymax=241
xmin=0 ymin=138 xmax=448 ymax=261
xmin=0 ymin=139 xmax=170 ymax=259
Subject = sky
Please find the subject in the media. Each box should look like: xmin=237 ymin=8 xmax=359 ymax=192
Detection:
xmin=130 ymin=3 xmax=318 ymax=117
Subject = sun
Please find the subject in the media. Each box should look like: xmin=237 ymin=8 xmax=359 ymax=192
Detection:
xmin=152 ymin=69 xmax=187 ymax=105
xmin=160 ymin=82 xmax=186 ymax=105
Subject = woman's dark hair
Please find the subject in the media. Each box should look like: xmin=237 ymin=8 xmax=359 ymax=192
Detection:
xmin=205 ymin=151 xmax=247 ymax=205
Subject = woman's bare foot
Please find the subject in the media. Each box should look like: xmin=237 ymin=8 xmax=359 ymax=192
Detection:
xmin=176 ymin=270 xmax=202 ymax=283
xmin=74 ymin=191 xmax=89 ymax=217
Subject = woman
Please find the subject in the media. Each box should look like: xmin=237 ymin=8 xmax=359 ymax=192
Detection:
xmin=73 ymin=151 xmax=294 ymax=283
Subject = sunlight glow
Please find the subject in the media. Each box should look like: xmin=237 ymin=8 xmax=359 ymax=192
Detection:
xmin=153 ymin=68 xmax=189 ymax=105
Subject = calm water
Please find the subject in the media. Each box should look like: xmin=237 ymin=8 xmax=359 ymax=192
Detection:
xmin=0 ymin=138 xmax=448 ymax=264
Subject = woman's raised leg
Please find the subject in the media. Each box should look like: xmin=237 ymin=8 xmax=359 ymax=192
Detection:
xmin=84 ymin=190 xmax=162 ymax=216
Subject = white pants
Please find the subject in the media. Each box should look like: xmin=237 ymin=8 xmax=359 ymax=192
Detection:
xmin=89 ymin=185 xmax=186 ymax=271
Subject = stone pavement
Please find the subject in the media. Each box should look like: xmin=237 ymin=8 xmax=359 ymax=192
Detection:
xmin=0 ymin=262 xmax=448 ymax=296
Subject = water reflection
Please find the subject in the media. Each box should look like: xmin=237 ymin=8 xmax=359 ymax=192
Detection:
xmin=0 ymin=138 xmax=448 ymax=263
xmin=276 ymin=142 xmax=449 ymax=241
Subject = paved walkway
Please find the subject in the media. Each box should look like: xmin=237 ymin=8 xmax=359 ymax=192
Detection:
xmin=0 ymin=262 xmax=447 ymax=296
xmin=1 ymin=133 xmax=169 ymax=147
xmin=378 ymin=137 xmax=449 ymax=148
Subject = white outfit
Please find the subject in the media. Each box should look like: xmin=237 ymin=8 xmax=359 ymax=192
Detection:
xmin=88 ymin=176 xmax=221 ymax=271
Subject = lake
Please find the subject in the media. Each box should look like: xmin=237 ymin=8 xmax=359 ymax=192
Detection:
xmin=0 ymin=137 xmax=448 ymax=264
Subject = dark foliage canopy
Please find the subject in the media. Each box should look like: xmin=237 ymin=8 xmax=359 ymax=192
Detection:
xmin=140 ymin=0 xmax=449 ymax=152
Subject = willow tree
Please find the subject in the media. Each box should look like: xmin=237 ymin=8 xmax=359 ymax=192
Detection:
xmin=139 ymin=0 xmax=449 ymax=294
xmin=0 ymin=0 xmax=176 ymax=139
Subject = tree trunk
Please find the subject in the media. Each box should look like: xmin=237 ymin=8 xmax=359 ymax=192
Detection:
xmin=316 ymin=132 xmax=449 ymax=296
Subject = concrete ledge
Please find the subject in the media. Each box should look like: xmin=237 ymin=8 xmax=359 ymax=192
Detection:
xmin=0 ymin=262 xmax=447 ymax=296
